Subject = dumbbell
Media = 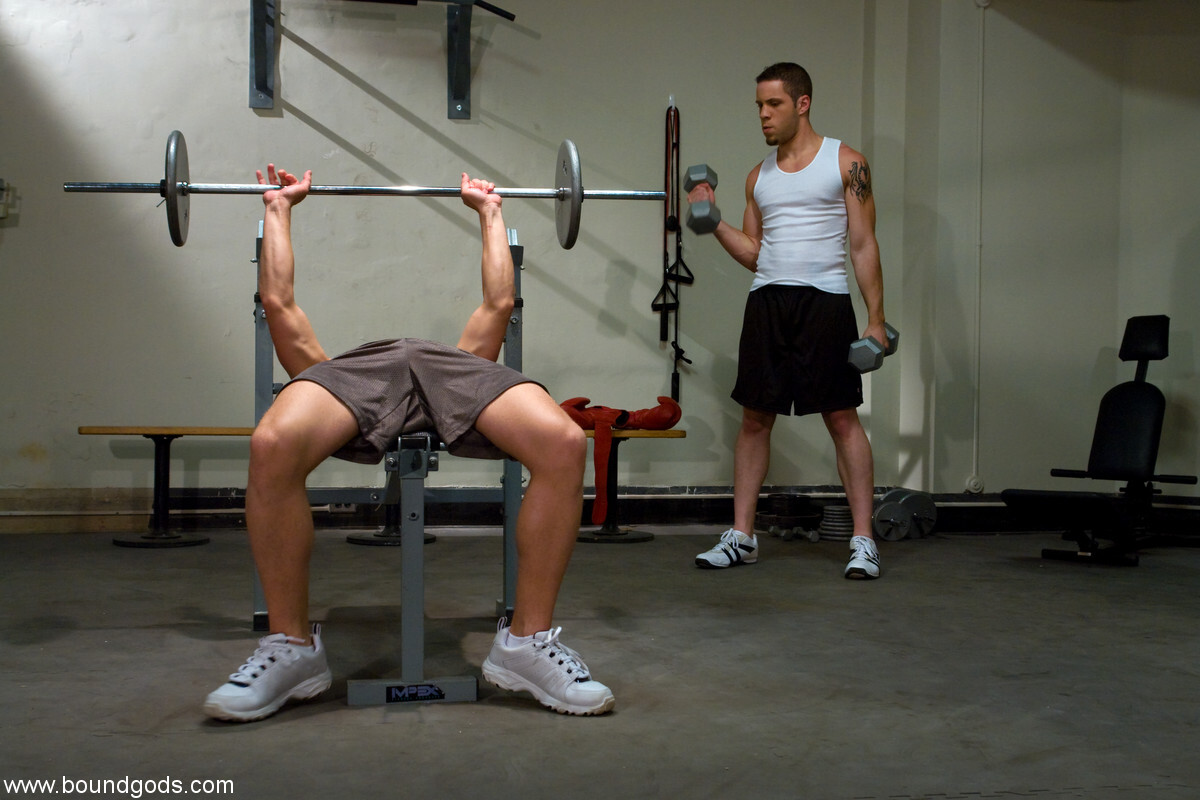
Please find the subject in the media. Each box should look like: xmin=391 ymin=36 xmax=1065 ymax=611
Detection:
xmin=684 ymin=164 xmax=721 ymax=234
xmin=847 ymin=322 xmax=899 ymax=373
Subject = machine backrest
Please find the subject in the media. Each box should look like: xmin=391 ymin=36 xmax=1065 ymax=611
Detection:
xmin=1119 ymin=315 xmax=1169 ymax=382
xmin=1087 ymin=381 xmax=1166 ymax=481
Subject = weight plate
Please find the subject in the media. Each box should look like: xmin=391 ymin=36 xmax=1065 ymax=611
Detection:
xmin=555 ymin=139 xmax=582 ymax=249
xmin=872 ymin=501 xmax=911 ymax=541
xmin=880 ymin=488 xmax=912 ymax=506
xmin=165 ymin=130 xmax=190 ymax=247
xmin=901 ymin=491 xmax=938 ymax=538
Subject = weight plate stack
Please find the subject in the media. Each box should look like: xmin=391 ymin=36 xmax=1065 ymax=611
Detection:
xmin=817 ymin=504 xmax=854 ymax=542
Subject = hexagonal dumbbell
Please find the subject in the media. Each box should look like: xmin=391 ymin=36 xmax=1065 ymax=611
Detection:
xmin=847 ymin=322 xmax=900 ymax=373
xmin=684 ymin=164 xmax=721 ymax=234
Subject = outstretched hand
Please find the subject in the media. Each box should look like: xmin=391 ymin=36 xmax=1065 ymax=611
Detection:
xmin=257 ymin=164 xmax=312 ymax=208
xmin=460 ymin=173 xmax=502 ymax=213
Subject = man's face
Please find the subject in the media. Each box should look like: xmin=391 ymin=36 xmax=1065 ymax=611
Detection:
xmin=756 ymin=79 xmax=805 ymax=146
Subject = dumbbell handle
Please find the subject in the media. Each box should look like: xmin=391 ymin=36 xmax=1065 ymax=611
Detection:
xmin=862 ymin=334 xmax=887 ymax=350
xmin=872 ymin=323 xmax=900 ymax=356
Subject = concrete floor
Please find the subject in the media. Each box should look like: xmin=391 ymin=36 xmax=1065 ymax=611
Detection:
xmin=1 ymin=524 xmax=1198 ymax=799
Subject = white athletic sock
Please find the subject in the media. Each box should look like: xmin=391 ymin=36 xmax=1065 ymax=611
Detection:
xmin=504 ymin=630 xmax=535 ymax=647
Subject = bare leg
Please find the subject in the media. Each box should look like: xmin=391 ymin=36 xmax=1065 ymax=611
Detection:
xmin=245 ymin=380 xmax=360 ymax=642
xmin=822 ymin=407 xmax=875 ymax=538
xmin=733 ymin=407 xmax=777 ymax=535
xmin=473 ymin=383 xmax=586 ymax=636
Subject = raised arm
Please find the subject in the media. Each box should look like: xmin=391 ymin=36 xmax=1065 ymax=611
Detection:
xmin=841 ymin=144 xmax=886 ymax=347
xmin=456 ymin=174 xmax=516 ymax=362
xmin=257 ymin=164 xmax=329 ymax=378
xmin=686 ymin=163 xmax=764 ymax=273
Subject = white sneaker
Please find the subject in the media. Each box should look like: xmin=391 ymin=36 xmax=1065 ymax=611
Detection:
xmin=482 ymin=622 xmax=615 ymax=716
xmin=845 ymin=535 xmax=881 ymax=580
xmin=695 ymin=528 xmax=758 ymax=568
xmin=204 ymin=625 xmax=333 ymax=722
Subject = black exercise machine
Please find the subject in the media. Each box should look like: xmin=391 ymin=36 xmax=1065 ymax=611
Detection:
xmin=1001 ymin=315 xmax=1197 ymax=566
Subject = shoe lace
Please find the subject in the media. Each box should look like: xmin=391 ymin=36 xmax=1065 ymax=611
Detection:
xmin=851 ymin=536 xmax=878 ymax=559
xmin=533 ymin=627 xmax=592 ymax=683
xmin=227 ymin=634 xmax=307 ymax=687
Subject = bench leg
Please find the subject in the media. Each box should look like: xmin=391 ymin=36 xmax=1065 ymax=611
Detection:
xmin=577 ymin=438 xmax=652 ymax=544
xmin=496 ymin=457 xmax=521 ymax=619
xmin=346 ymin=447 xmax=477 ymax=706
xmin=113 ymin=435 xmax=209 ymax=548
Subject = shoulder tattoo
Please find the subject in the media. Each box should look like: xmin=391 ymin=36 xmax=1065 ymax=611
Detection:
xmin=848 ymin=160 xmax=873 ymax=204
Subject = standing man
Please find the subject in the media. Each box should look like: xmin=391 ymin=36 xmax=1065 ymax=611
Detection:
xmin=691 ymin=62 xmax=887 ymax=579
xmin=203 ymin=166 xmax=614 ymax=721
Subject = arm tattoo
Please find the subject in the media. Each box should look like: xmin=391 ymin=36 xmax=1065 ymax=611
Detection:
xmin=848 ymin=160 xmax=873 ymax=204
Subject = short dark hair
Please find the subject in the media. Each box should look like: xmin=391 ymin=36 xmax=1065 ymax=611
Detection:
xmin=756 ymin=62 xmax=813 ymax=105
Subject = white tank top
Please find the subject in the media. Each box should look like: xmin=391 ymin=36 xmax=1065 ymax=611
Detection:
xmin=751 ymin=137 xmax=848 ymax=294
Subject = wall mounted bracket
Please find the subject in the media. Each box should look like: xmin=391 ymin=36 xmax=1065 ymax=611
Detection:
xmin=252 ymin=0 xmax=516 ymax=118
xmin=249 ymin=0 xmax=276 ymax=109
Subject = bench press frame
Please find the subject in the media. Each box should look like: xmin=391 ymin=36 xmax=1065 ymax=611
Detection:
xmin=344 ymin=431 xmax=479 ymax=705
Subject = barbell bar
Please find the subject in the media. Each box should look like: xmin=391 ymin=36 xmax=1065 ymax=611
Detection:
xmin=63 ymin=130 xmax=667 ymax=249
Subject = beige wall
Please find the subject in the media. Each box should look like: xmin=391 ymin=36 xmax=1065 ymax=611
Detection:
xmin=1 ymin=0 xmax=1196 ymax=506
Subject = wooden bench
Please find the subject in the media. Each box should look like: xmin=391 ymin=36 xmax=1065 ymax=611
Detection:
xmin=78 ymin=426 xmax=255 ymax=547
xmin=78 ymin=425 xmax=686 ymax=546
xmin=578 ymin=429 xmax=686 ymax=544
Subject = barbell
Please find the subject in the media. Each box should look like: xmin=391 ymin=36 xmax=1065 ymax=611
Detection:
xmin=63 ymin=130 xmax=667 ymax=249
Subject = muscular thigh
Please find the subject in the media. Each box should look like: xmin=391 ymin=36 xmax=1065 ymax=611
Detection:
xmin=258 ymin=380 xmax=361 ymax=470
xmin=473 ymin=383 xmax=579 ymax=468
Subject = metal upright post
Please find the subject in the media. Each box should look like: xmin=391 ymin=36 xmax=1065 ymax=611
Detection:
xmin=346 ymin=434 xmax=477 ymax=705
xmin=252 ymin=221 xmax=271 ymax=631
xmin=499 ymin=229 xmax=523 ymax=618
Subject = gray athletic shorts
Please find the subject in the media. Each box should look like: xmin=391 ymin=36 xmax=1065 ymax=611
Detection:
xmin=289 ymin=338 xmax=537 ymax=464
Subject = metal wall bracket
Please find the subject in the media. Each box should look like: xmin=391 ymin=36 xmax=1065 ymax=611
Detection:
xmin=254 ymin=1 xmax=514 ymax=119
xmin=445 ymin=1 xmax=516 ymax=119
xmin=249 ymin=0 xmax=277 ymax=109
xmin=446 ymin=2 xmax=473 ymax=119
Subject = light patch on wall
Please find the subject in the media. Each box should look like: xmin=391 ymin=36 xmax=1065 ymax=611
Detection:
xmin=18 ymin=443 xmax=49 ymax=463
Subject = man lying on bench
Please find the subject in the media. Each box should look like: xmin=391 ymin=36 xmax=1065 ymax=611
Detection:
xmin=204 ymin=166 xmax=613 ymax=721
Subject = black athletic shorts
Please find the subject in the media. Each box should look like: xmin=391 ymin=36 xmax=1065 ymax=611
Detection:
xmin=731 ymin=284 xmax=863 ymax=416
xmin=291 ymin=338 xmax=537 ymax=464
